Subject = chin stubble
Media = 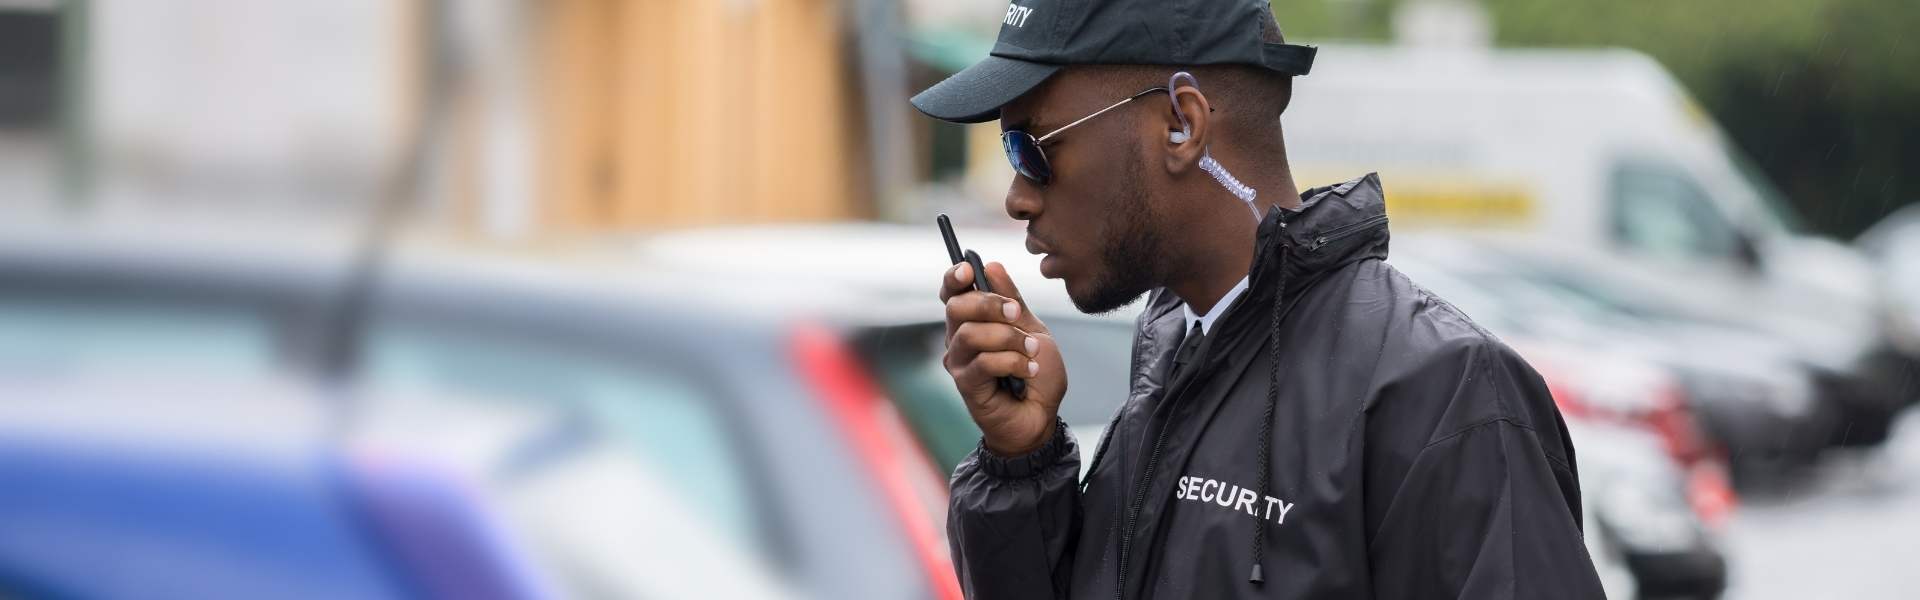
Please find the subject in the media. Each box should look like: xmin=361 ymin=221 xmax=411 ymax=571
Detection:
xmin=1069 ymin=150 xmax=1162 ymax=315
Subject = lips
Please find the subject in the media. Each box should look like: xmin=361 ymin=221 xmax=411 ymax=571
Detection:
xmin=1024 ymin=234 xmax=1050 ymax=256
xmin=1027 ymin=233 xmax=1064 ymax=278
xmin=1040 ymin=254 xmax=1063 ymax=278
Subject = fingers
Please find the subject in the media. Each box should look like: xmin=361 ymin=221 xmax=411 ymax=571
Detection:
xmin=974 ymin=350 xmax=1040 ymax=379
xmin=945 ymin=286 xmax=1020 ymax=336
xmin=982 ymin=262 xmax=1049 ymax=333
xmin=946 ymin=321 xmax=1038 ymax=366
xmin=980 ymin=261 xmax=1025 ymax=306
xmin=938 ymin=261 xmax=974 ymax=303
xmin=941 ymin=259 xmax=1047 ymax=343
xmin=946 ymin=349 xmax=1039 ymax=401
xmin=938 ymin=261 xmax=1027 ymax=305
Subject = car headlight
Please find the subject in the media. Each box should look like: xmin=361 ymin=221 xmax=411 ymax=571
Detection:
xmin=1761 ymin=371 xmax=1817 ymax=419
xmin=1887 ymin=301 xmax=1920 ymax=356
xmin=1594 ymin=476 xmax=1702 ymax=553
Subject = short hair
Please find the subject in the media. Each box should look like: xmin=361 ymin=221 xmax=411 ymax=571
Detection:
xmin=1084 ymin=9 xmax=1294 ymax=151
xmin=1080 ymin=65 xmax=1290 ymax=154
xmin=1197 ymin=8 xmax=1294 ymax=138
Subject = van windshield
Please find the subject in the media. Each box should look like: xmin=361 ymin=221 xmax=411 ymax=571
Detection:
xmin=1727 ymin=145 xmax=1806 ymax=235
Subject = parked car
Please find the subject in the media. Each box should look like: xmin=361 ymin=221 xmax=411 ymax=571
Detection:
xmin=0 ymin=223 xmax=963 ymax=600
xmin=1856 ymin=204 xmax=1920 ymax=397
xmin=1570 ymin=420 xmax=1729 ymax=600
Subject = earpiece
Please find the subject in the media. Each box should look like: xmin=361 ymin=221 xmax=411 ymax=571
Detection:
xmin=1168 ymin=74 xmax=1196 ymax=136
xmin=1168 ymin=70 xmax=1262 ymax=221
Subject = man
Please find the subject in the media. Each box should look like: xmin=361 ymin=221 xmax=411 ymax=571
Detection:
xmin=918 ymin=1 xmax=1604 ymax=598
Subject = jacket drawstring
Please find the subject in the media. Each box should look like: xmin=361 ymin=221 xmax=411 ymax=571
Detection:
xmin=1251 ymin=211 xmax=1291 ymax=585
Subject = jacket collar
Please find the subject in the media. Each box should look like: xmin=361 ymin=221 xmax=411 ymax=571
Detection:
xmin=1145 ymin=172 xmax=1391 ymax=321
xmin=1254 ymin=172 xmax=1391 ymax=293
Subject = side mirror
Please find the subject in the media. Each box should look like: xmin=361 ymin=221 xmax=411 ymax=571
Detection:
xmin=1732 ymin=229 xmax=1764 ymax=272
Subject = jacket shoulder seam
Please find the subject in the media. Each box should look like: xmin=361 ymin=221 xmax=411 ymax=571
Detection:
xmin=1401 ymin=272 xmax=1524 ymax=417
xmin=1420 ymin=417 xmax=1573 ymax=473
xmin=1480 ymin=330 xmax=1519 ymax=421
xmin=1408 ymin=278 xmax=1504 ymax=345
xmin=1423 ymin=416 xmax=1532 ymax=450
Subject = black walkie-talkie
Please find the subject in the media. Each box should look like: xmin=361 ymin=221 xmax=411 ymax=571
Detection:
xmin=937 ymin=214 xmax=1027 ymax=399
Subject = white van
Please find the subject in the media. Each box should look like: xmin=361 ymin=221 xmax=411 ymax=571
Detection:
xmin=1284 ymin=44 xmax=1907 ymax=436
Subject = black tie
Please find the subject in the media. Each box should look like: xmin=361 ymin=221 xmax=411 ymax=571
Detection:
xmin=1172 ymin=321 xmax=1205 ymax=377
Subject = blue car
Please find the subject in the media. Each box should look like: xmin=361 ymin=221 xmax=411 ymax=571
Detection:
xmin=0 ymin=380 xmax=550 ymax=600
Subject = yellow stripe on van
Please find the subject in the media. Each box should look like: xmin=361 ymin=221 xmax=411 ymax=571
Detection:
xmin=1382 ymin=183 xmax=1535 ymax=227
xmin=1296 ymin=168 xmax=1537 ymax=228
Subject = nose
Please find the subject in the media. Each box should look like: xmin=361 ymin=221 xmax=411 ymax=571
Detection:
xmin=1005 ymin=175 xmax=1042 ymax=221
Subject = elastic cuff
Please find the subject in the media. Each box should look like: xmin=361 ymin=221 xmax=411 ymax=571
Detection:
xmin=978 ymin=419 xmax=1073 ymax=479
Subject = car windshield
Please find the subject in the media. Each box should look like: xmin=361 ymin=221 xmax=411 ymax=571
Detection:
xmin=1727 ymin=144 xmax=1806 ymax=235
xmin=361 ymin=325 xmax=758 ymax=551
xmin=0 ymin=297 xmax=275 ymax=378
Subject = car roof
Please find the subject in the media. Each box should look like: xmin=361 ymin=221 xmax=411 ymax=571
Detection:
xmin=0 ymin=216 xmax=802 ymax=334
xmin=1396 ymin=232 xmax=1713 ymax=315
xmin=625 ymin=222 xmax=1142 ymax=325
xmin=0 ymin=217 xmax=360 ymax=288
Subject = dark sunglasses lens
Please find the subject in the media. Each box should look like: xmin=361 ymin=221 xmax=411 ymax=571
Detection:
xmin=1001 ymin=132 xmax=1052 ymax=185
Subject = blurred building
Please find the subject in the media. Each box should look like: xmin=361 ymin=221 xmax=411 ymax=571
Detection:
xmin=0 ymin=0 xmax=67 ymax=209
xmin=91 ymin=0 xmax=411 ymax=217
xmin=16 ymin=0 xmax=918 ymax=238
xmin=1 ymin=0 xmax=412 ymax=222
xmin=504 ymin=0 xmax=879 ymax=233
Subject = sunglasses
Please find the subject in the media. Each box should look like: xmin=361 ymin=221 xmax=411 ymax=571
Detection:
xmin=1001 ymin=86 xmax=1167 ymax=186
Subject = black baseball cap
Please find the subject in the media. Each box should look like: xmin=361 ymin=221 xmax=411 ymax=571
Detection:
xmin=911 ymin=0 xmax=1317 ymax=124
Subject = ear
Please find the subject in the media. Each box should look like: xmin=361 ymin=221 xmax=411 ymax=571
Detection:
xmin=1162 ymin=84 xmax=1211 ymax=175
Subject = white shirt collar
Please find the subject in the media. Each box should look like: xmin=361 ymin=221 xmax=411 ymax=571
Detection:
xmin=1180 ymin=275 xmax=1250 ymax=336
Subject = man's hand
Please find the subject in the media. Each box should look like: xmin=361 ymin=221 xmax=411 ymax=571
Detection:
xmin=941 ymin=260 xmax=1068 ymax=457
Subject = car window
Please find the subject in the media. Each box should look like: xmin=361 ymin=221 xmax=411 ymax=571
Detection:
xmin=854 ymin=322 xmax=982 ymax=472
xmin=856 ymin=316 xmax=1138 ymax=472
xmin=0 ymin=297 xmax=274 ymax=378
xmin=359 ymin=325 xmax=756 ymax=549
xmin=1609 ymin=159 xmax=1739 ymax=261
xmin=1726 ymin=146 xmax=1805 ymax=235
xmin=1049 ymin=318 xmax=1140 ymax=428
xmin=1457 ymin=267 xmax=1621 ymax=325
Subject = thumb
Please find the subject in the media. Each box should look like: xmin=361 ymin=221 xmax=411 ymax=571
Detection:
xmin=983 ymin=261 xmax=1047 ymax=333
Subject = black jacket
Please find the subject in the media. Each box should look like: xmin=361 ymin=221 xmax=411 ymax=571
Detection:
xmin=947 ymin=174 xmax=1604 ymax=599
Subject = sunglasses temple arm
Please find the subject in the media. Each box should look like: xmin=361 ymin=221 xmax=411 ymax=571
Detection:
xmin=1033 ymin=87 xmax=1168 ymax=144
